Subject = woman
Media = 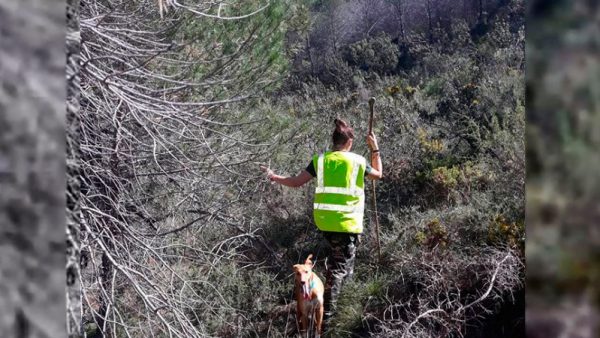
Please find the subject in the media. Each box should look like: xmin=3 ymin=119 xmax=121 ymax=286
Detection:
xmin=260 ymin=118 xmax=382 ymax=326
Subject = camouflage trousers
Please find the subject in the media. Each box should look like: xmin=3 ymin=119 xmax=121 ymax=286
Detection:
xmin=322 ymin=231 xmax=358 ymax=320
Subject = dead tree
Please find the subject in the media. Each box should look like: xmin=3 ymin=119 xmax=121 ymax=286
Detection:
xmin=78 ymin=0 xmax=286 ymax=336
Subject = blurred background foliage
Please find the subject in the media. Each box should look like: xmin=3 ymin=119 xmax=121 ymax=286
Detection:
xmin=526 ymin=0 xmax=600 ymax=336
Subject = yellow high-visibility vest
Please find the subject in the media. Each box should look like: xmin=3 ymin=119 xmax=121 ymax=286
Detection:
xmin=312 ymin=151 xmax=366 ymax=233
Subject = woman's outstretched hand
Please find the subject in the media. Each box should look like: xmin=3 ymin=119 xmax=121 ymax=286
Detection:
xmin=260 ymin=165 xmax=275 ymax=181
xmin=259 ymin=165 xmax=312 ymax=187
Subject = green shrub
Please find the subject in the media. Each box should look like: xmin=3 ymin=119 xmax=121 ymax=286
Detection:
xmin=345 ymin=34 xmax=399 ymax=74
xmin=415 ymin=218 xmax=449 ymax=249
xmin=488 ymin=214 xmax=525 ymax=252
xmin=423 ymin=78 xmax=445 ymax=97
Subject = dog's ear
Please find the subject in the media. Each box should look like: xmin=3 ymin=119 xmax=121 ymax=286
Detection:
xmin=304 ymin=254 xmax=314 ymax=266
xmin=293 ymin=264 xmax=301 ymax=272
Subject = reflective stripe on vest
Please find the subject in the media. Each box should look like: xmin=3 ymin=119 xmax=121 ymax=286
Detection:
xmin=313 ymin=151 xmax=366 ymax=233
xmin=313 ymin=203 xmax=362 ymax=213
xmin=317 ymin=154 xmax=325 ymax=188
xmin=314 ymin=187 xmax=364 ymax=196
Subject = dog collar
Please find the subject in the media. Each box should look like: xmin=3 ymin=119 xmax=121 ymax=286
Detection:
xmin=302 ymin=274 xmax=317 ymax=300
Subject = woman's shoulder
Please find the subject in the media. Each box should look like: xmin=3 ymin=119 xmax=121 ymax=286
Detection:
xmin=317 ymin=151 xmax=365 ymax=161
xmin=343 ymin=151 xmax=367 ymax=163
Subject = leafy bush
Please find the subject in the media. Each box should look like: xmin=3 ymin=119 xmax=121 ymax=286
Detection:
xmin=488 ymin=215 xmax=525 ymax=252
xmin=415 ymin=218 xmax=449 ymax=249
xmin=345 ymin=34 xmax=400 ymax=74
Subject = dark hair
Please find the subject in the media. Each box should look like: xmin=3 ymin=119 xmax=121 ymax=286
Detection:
xmin=332 ymin=118 xmax=354 ymax=147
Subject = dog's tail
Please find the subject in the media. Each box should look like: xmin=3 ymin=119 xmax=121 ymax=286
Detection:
xmin=305 ymin=254 xmax=314 ymax=266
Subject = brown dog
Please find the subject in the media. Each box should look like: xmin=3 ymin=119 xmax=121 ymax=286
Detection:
xmin=293 ymin=254 xmax=325 ymax=337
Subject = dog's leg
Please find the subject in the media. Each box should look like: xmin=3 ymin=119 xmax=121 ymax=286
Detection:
xmin=297 ymin=301 xmax=307 ymax=336
xmin=301 ymin=314 xmax=308 ymax=337
xmin=315 ymin=304 xmax=324 ymax=337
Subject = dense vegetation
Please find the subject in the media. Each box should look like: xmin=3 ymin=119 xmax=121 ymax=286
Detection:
xmin=77 ymin=0 xmax=525 ymax=337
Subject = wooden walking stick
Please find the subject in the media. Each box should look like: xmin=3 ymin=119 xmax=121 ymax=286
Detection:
xmin=368 ymin=97 xmax=381 ymax=261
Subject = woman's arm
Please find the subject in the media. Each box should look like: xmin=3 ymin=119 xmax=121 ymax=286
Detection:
xmin=260 ymin=166 xmax=313 ymax=188
xmin=366 ymin=132 xmax=383 ymax=180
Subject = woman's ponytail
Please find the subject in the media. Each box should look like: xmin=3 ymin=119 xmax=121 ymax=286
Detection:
xmin=332 ymin=118 xmax=354 ymax=148
xmin=334 ymin=118 xmax=347 ymax=129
